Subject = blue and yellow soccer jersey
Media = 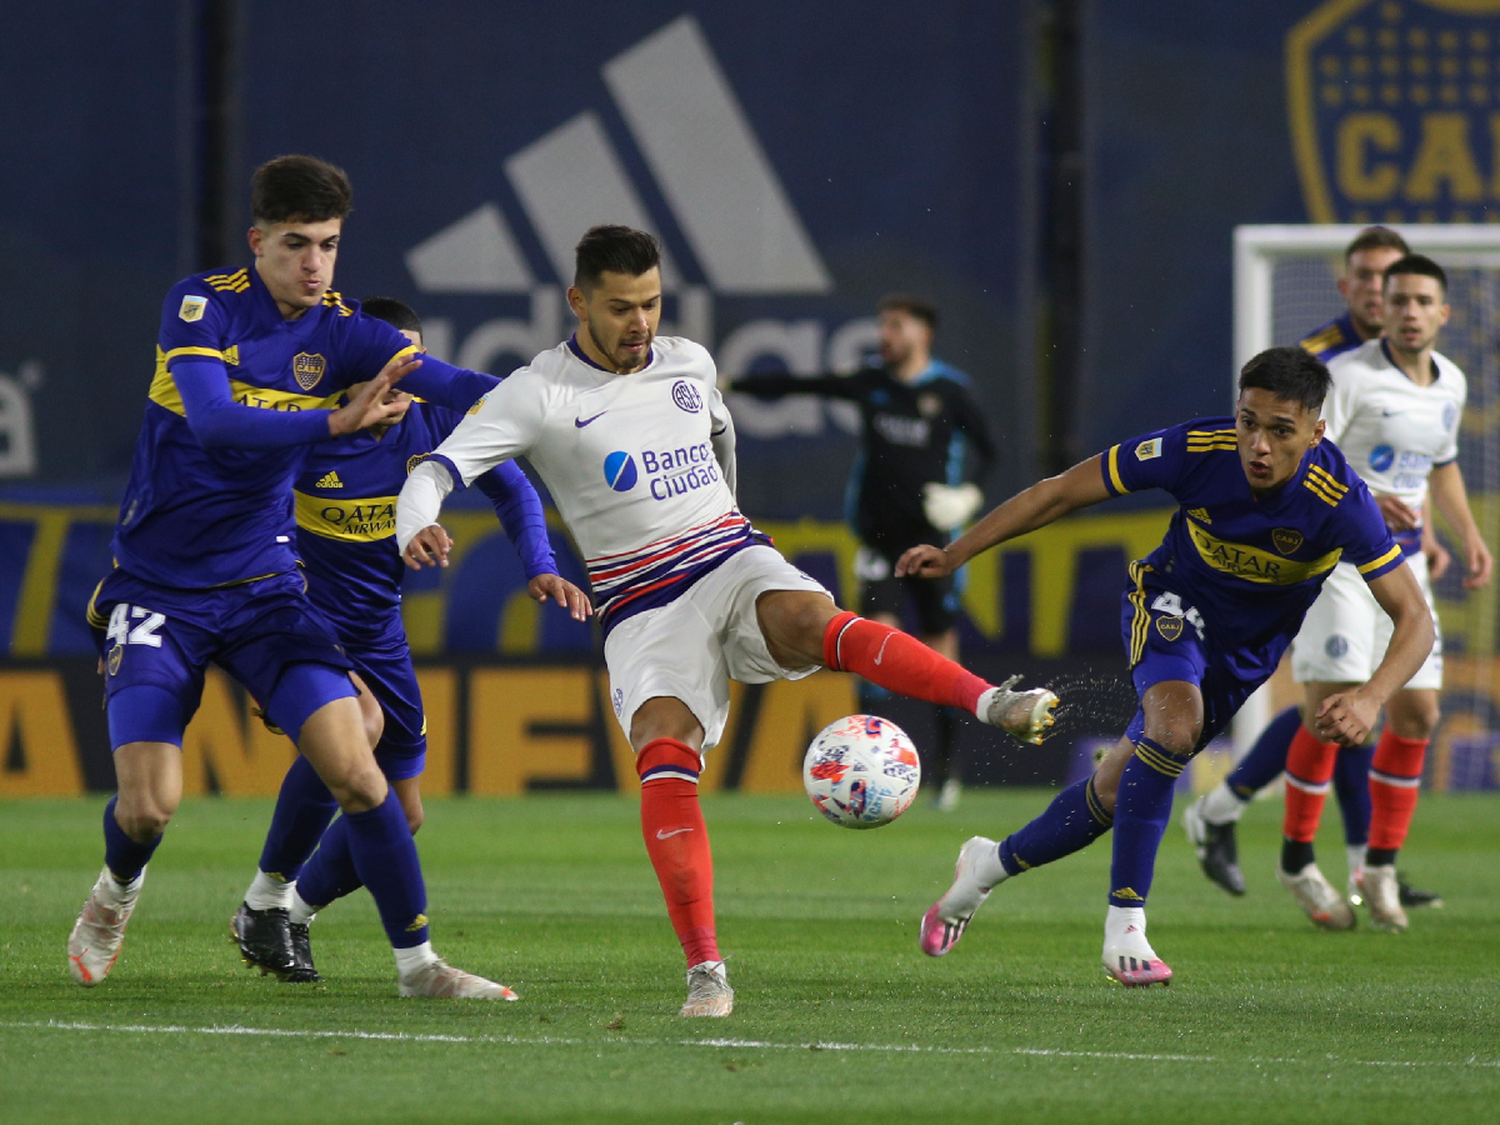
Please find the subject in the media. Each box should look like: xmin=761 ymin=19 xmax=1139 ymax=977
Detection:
xmin=292 ymin=399 xmax=553 ymax=637
xmin=114 ymin=266 xmax=422 ymax=588
xmin=1101 ymin=417 xmax=1402 ymax=681
xmin=1297 ymin=312 xmax=1364 ymax=364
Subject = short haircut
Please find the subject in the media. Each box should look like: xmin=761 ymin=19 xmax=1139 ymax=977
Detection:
xmin=574 ymin=225 xmax=661 ymax=290
xmin=1238 ymin=345 xmax=1331 ymax=414
xmin=877 ymin=294 xmax=938 ymax=331
xmin=360 ymin=296 xmax=422 ymax=335
xmin=1344 ymin=225 xmax=1409 ymax=260
xmin=251 ymin=155 xmax=354 ymax=225
xmin=1383 ymin=253 xmax=1448 ymax=295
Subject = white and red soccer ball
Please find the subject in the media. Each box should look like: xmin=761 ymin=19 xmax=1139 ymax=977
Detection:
xmin=802 ymin=715 xmax=921 ymax=829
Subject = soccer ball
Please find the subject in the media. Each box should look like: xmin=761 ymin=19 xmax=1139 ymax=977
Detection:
xmin=802 ymin=715 xmax=921 ymax=829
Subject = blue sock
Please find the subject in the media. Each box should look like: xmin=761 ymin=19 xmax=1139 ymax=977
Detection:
xmin=1225 ymin=704 xmax=1301 ymax=798
xmin=998 ymin=776 xmax=1113 ymax=876
xmin=258 ymin=756 xmax=339 ymax=882
xmin=343 ymin=791 xmax=429 ymax=949
xmin=1110 ymin=736 xmax=1193 ymax=907
xmin=295 ymin=815 xmax=365 ymax=910
xmin=1333 ymin=743 xmax=1375 ymax=847
xmin=102 ymin=796 xmax=161 ymax=883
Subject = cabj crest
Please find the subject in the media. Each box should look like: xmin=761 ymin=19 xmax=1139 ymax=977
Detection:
xmin=292 ymin=352 xmax=327 ymax=391
xmin=1288 ymin=0 xmax=1500 ymax=223
xmin=1273 ymin=527 xmax=1305 ymax=555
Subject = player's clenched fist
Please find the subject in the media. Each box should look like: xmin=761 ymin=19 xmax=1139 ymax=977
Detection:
xmin=896 ymin=543 xmax=953 ymax=578
xmin=403 ymin=523 xmax=452 ymax=570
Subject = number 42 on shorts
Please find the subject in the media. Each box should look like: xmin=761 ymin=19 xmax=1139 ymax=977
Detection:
xmin=106 ymin=603 xmax=166 ymax=648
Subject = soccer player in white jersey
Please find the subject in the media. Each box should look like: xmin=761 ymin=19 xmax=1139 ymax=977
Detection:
xmin=395 ymin=226 xmax=1058 ymax=1016
xmin=1274 ymin=255 xmax=1489 ymax=931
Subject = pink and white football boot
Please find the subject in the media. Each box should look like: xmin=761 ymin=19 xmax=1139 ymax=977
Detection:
xmin=920 ymin=836 xmax=1008 ymax=956
xmin=1101 ymin=906 xmax=1172 ymax=987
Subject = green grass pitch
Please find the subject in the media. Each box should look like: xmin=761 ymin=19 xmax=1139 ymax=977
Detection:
xmin=2 ymin=790 xmax=1497 ymax=1124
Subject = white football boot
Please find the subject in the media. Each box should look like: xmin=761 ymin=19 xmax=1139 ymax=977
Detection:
xmin=1102 ymin=906 xmax=1172 ymax=987
xmin=920 ymin=836 xmax=1007 ymax=956
xmin=68 ymin=866 xmax=144 ymax=986
xmin=398 ymin=958 xmax=518 ymax=999
xmin=679 ymin=960 xmax=734 ymax=1017
xmin=979 ymin=677 xmax=1059 ymax=744
xmin=1356 ymin=865 xmax=1409 ymax=933
xmin=1276 ymin=862 xmax=1356 ymax=930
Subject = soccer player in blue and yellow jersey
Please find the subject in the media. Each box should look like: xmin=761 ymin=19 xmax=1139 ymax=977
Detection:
xmin=902 ymin=346 xmax=1435 ymax=986
xmin=1189 ymin=225 xmax=1445 ymax=913
xmin=1296 ymin=226 xmax=1409 ymax=363
xmin=69 ymin=155 xmax=522 ymax=999
xmin=231 ymin=297 xmax=592 ymax=982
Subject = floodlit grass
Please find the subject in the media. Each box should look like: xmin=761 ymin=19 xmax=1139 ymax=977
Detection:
xmin=2 ymin=791 xmax=1497 ymax=1124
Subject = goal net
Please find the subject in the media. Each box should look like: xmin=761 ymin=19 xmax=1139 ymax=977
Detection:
xmin=1233 ymin=225 xmax=1500 ymax=792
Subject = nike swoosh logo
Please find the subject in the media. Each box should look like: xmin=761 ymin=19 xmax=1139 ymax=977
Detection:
xmin=872 ymin=633 xmax=894 ymax=666
xmin=575 ymin=411 xmax=607 ymax=428
xmin=656 ymin=827 xmax=694 ymax=839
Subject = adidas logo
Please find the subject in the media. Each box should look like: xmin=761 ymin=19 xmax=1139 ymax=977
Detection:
xmin=315 ymin=471 xmax=343 ymax=490
xmin=403 ymin=14 xmax=871 ymax=441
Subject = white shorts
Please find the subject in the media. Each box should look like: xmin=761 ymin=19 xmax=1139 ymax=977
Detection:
xmin=602 ymin=545 xmax=833 ymax=752
xmin=1291 ymin=552 xmax=1442 ymax=690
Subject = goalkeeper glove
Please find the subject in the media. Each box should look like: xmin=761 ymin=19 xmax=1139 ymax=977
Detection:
xmin=921 ymin=481 xmax=983 ymax=529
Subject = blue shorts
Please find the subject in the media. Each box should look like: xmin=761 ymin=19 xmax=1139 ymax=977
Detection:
xmin=91 ymin=568 xmax=355 ymax=748
xmin=1119 ymin=564 xmax=1264 ymax=753
xmin=342 ymin=623 xmax=426 ymax=782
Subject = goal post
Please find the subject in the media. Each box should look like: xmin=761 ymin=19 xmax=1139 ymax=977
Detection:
xmin=1231 ymin=225 xmax=1500 ymax=776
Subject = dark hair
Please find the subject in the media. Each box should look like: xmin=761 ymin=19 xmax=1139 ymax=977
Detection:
xmin=251 ymin=155 xmax=354 ymax=224
xmin=1383 ymin=253 xmax=1448 ymax=294
xmin=360 ymin=296 xmax=421 ymax=335
xmin=574 ymin=225 xmax=661 ymax=290
xmin=1238 ymin=345 xmax=1331 ymax=414
xmin=1344 ymin=225 xmax=1409 ymax=260
xmin=877 ymin=294 xmax=938 ymax=331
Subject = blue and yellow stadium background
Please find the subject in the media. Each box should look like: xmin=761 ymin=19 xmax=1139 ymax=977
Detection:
xmin=3 ymin=0 xmax=1497 ymax=796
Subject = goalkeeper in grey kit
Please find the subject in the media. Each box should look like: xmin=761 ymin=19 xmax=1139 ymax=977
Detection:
xmin=731 ymin=295 xmax=996 ymax=807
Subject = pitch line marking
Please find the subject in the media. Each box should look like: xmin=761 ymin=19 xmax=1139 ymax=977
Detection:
xmin=5 ymin=1021 xmax=1498 ymax=1070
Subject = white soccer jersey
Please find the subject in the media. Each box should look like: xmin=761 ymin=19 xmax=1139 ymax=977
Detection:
xmin=1323 ymin=339 xmax=1466 ymax=526
xmin=396 ymin=335 xmax=759 ymax=632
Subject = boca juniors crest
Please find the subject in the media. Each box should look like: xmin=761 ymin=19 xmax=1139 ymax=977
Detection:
xmin=1289 ymin=0 xmax=1500 ymax=222
xmin=292 ymin=352 xmax=327 ymax=391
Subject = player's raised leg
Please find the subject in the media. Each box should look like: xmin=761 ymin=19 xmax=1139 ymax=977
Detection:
xmin=756 ymin=591 xmax=1057 ymax=744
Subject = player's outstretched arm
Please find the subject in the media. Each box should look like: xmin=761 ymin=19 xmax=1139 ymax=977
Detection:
xmin=1314 ymin=562 xmax=1436 ymax=745
xmin=1428 ymin=461 xmax=1493 ymax=590
xmin=897 ymin=454 xmax=1112 ymax=578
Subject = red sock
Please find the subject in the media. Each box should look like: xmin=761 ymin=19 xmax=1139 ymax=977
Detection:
xmin=1369 ymin=730 xmax=1427 ymax=852
xmin=822 ymin=610 xmax=988 ymax=714
xmin=637 ymin=738 xmax=719 ymax=968
xmin=1282 ymin=724 xmax=1339 ymax=843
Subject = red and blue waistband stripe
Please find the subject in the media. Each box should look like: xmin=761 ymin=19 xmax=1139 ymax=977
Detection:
xmin=588 ymin=511 xmax=769 ymax=633
xmin=640 ymin=760 xmax=701 ymax=784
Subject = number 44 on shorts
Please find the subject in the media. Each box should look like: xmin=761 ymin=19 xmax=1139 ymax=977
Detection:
xmin=106 ymin=603 xmax=166 ymax=648
xmin=1150 ymin=591 xmax=1205 ymax=640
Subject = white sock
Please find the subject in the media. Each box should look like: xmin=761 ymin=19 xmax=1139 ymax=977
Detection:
xmin=973 ymin=841 xmax=1011 ymax=888
xmin=244 ymin=870 xmax=294 ymax=912
xmin=99 ymin=866 xmax=144 ymax=906
xmin=1346 ymin=844 xmax=1366 ymax=879
xmin=289 ymin=889 xmax=318 ymax=927
xmin=1104 ymin=905 xmax=1156 ymax=956
xmin=1200 ymin=782 xmax=1248 ymax=825
xmin=394 ymin=941 xmax=439 ymax=976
